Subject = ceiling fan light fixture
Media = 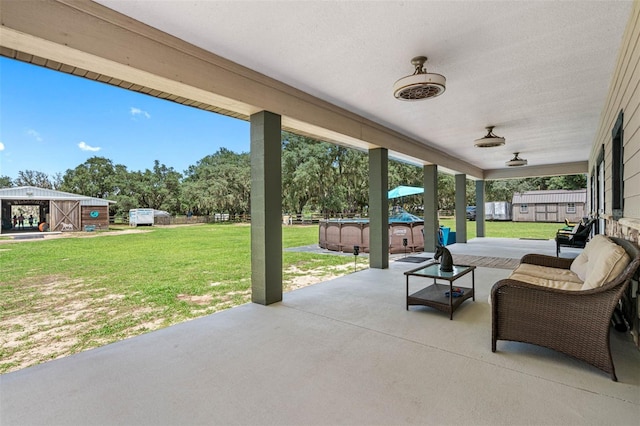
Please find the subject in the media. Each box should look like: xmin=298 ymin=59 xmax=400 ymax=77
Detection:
xmin=506 ymin=152 xmax=528 ymax=167
xmin=393 ymin=56 xmax=446 ymax=101
xmin=474 ymin=126 xmax=506 ymax=148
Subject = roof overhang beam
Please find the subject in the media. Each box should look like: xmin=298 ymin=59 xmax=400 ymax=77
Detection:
xmin=484 ymin=161 xmax=588 ymax=181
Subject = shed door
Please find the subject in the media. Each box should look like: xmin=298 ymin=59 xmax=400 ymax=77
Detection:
xmin=50 ymin=201 xmax=81 ymax=231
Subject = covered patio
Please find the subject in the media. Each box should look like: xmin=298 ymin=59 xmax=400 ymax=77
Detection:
xmin=1 ymin=1 xmax=640 ymax=423
xmin=2 ymin=239 xmax=639 ymax=424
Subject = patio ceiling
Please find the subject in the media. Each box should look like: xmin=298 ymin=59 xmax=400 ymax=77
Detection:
xmin=93 ymin=0 xmax=632 ymax=177
xmin=0 ymin=1 xmax=633 ymax=179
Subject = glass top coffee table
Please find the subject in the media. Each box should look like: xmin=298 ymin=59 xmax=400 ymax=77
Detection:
xmin=404 ymin=262 xmax=476 ymax=319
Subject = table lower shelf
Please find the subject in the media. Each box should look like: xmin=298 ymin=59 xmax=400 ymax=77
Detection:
xmin=407 ymin=283 xmax=474 ymax=317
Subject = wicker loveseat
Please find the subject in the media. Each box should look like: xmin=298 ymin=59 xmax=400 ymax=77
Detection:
xmin=491 ymin=235 xmax=640 ymax=380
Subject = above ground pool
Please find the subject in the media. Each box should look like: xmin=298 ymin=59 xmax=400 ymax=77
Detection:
xmin=318 ymin=208 xmax=425 ymax=254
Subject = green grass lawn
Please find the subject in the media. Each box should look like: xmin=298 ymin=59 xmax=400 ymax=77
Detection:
xmin=0 ymin=223 xmax=355 ymax=373
xmin=0 ymin=219 xmax=560 ymax=374
xmin=438 ymin=218 xmax=561 ymax=240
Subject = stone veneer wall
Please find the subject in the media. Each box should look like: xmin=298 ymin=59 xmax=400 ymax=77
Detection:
xmin=606 ymin=217 xmax=640 ymax=243
xmin=605 ymin=216 xmax=640 ymax=349
xmin=592 ymin=1 xmax=640 ymax=350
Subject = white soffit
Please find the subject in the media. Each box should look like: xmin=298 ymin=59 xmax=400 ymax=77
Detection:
xmin=95 ymin=0 xmax=632 ymax=172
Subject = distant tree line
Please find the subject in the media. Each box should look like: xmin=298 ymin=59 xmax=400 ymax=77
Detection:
xmin=0 ymin=131 xmax=586 ymax=218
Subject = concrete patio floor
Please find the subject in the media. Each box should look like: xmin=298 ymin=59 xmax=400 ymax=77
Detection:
xmin=1 ymin=238 xmax=638 ymax=425
xmin=445 ymin=237 xmax=583 ymax=260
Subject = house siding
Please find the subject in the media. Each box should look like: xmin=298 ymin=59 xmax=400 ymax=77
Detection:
xmin=589 ymin=1 xmax=640 ymax=348
xmin=589 ymin=1 xmax=640 ymax=242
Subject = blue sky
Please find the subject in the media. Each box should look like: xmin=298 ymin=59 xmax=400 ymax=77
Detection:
xmin=0 ymin=57 xmax=250 ymax=180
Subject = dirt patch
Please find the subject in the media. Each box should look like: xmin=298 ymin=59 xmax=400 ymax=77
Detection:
xmin=1 ymin=260 xmax=358 ymax=374
xmin=177 ymin=294 xmax=213 ymax=305
xmin=284 ymin=263 xmax=356 ymax=291
xmin=0 ymin=275 xmax=163 ymax=373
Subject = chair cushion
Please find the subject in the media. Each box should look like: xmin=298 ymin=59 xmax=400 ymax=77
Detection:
xmin=507 ymin=263 xmax=583 ymax=291
xmin=570 ymin=235 xmax=629 ymax=288
xmin=581 ymin=236 xmax=631 ymax=290
xmin=514 ymin=263 xmax=583 ymax=284
xmin=572 ymin=234 xmax=609 ymax=265
xmin=570 ymin=252 xmax=589 ymax=281
xmin=508 ymin=272 xmax=584 ymax=291
xmin=582 ymin=234 xmax=608 ymax=256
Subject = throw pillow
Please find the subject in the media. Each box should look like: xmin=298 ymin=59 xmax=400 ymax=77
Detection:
xmin=570 ymin=252 xmax=588 ymax=282
xmin=582 ymin=240 xmax=631 ymax=290
xmin=569 ymin=235 xmax=607 ymax=282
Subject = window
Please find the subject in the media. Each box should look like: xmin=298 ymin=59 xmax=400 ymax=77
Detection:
xmin=567 ymin=203 xmax=576 ymax=214
xmin=520 ymin=204 xmax=528 ymax=213
xmin=612 ymin=110 xmax=624 ymax=220
xmin=595 ymin=145 xmax=605 ymax=235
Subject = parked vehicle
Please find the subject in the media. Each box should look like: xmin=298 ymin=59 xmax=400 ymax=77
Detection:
xmin=466 ymin=206 xmax=476 ymax=221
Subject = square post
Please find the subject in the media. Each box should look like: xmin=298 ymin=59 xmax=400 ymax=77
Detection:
xmin=475 ymin=180 xmax=485 ymax=238
xmin=455 ymin=174 xmax=467 ymax=243
xmin=369 ymin=148 xmax=388 ymax=269
xmin=250 ymin=111 xmax=282 ymax=305
xmin=423 ymin=165 xmax=438 ymax=252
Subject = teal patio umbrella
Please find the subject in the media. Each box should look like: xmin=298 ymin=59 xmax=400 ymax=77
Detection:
xmin=388 ymin=185 xmax=424 ymax=199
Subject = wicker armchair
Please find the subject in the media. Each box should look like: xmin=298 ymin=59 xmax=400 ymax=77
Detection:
xmin=491 ymin=237 xmax=640 ymax=381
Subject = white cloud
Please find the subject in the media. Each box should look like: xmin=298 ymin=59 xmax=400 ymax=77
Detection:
xmin=78 ymin=141 xmax=101 ymax=152
xmin=130 ymin=107 xmax=151 ymax=119
xmin=27 ymin=129 xmax=43 ymax=142
xmin=0 ymin=142 xmax=4 ymax=151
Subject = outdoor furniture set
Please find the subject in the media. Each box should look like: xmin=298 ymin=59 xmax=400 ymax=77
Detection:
xmin=405 ymin=234 xmax=639 ymax=380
